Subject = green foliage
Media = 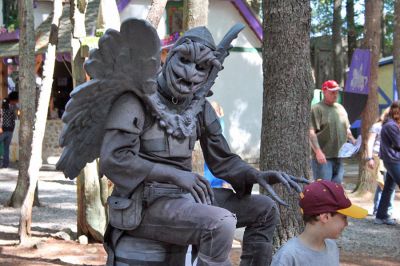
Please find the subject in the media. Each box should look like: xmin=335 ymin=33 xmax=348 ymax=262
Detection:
xmin=311 ymin=0 xmax=334 ymax=36
xmin=311 ymin=0 xmax=394 ymax=56
xmin=342 ymin=1 xmax=364 ymax=38
xmin=3 ymin=0 xmax=19 ymax=31
xmin=382 ymin=0 xmax=394 ymax=55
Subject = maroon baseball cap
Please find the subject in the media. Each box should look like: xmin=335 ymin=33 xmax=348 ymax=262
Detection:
xmin=299 ymin=180 xmax=367 ymax=219
xmin=321 ymin=80 xmax=342 ymax=91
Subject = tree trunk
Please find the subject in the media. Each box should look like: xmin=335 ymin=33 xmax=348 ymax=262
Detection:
xmin=332 ymin=0 xmax=343 ymax=83
xmin=76 ymin=161 xmax=108 ymax=242
xmin=183 ymin=0 xmax=208 ymax=30
xmin=394 ymin=0 xmax=400 ymax=97
xmin=346 ymin=0 xmax=357 ymax=65
xmin=261 ymin=0 xmax=313 ymax=249
xmin=182 ymin=0 xmax=209 ymax=174
xmin=380 ymin=4 xmax=387 ymax=57
xmin=146 ymin=0 xmax=168 ymax=28
xmin=355 ymin=0 xmax=382 ymax=195
xmin=12 ymin=0 xmax=35 ymax=226
xmin=15 ymin=0 xmax=61 ymax=244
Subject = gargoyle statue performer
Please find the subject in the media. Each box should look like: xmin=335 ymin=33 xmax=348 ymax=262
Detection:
xmin=57 ymin=18 xmax=308 ymax=266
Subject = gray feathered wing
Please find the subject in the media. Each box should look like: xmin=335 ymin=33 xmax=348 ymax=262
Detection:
xmin=56 ymin=19 xmax=161 ymax=179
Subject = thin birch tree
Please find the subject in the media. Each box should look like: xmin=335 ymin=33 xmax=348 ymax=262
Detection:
xmin=183 ymin=0 xmax=208 ymax=29
xmin=147 ymin=0 xmax=168 ymax=27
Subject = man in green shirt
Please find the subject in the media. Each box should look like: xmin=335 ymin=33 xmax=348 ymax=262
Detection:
xmin=309 ymin=80 xmax=355 ymax=183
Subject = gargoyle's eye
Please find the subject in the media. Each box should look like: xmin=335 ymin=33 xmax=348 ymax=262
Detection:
xmin=195 ymin=64 xmax=205 ymax=71
xmin=180 ymin=57 xmax=191 ymax=64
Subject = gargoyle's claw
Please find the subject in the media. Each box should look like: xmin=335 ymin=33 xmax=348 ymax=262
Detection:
xmin=274 ymin=171 xmax=291 ymax=192
xmin=265 ymin=183 xmax=289 ymax=207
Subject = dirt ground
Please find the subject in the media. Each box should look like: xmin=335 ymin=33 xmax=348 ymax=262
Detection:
xmin=0 ymin=160 xmax=400 ymax=266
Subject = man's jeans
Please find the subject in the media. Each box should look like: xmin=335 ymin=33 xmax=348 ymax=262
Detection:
xmin=376 ymin=161 xmax=400 ymax=219
xmin=373 ymin=176 xmax=395 ymax=215
xmin=312 ymin=158 xmax=344 ymax=184
xmin=0 ymin=131 xmax=13 ymax=168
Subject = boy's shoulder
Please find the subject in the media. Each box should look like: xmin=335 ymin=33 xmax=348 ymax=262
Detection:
xmin=271 ymin=237 xmax=339 ymax=266
xmin=271 ymin=237 xmax=303 ymax=266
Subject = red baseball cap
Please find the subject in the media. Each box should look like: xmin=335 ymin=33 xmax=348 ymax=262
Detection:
xmin=321 ymin=80 xmax=342 ymax=91
xmin=299 ymin=180 xmax=367 ymax=219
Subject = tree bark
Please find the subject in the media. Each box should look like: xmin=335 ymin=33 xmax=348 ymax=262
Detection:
xmin=76 ymin=161 xmax=108 ymax=242
xmin=394 ymin=0 xmax=400 ymax=97
xmin=332 ymin=0 xmax=344 ymax=83
xmin=146 ymin=0 xmax=168 ymax=28
xmin=380 ymin=4 xmax=387 ymax=57
xmin=183 ymin=0 xmax=208 ymax=30
xmin=261 ymin=0 xmax=313 ymax=248
xmin=355 ymin=0 xmax=382 ymax=195
xmin=8 ymin=0 xmax=38 ymax=209
xmin=346 ymin=0 xmax=357 ymax=65
xmin=12 ymin=0 xmax=35 ymax=216
xmin=16 ymin=0 xmax=62 ymax=244
xmin=182 ymin=0 xmax=209 ymax=173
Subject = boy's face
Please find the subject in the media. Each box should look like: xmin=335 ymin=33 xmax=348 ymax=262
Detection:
xmin=320 ymin=212 xmax=348 ymax=239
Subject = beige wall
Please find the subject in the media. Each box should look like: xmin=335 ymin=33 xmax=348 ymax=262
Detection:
xmin=10 ymin=119 xmax=64 ymax=164
xmin=378 ymin=63 xmax=394 ymax=105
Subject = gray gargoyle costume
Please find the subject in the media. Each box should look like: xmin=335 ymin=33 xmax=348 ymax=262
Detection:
xmin=57 ymin=19 xmax=307 ymax=266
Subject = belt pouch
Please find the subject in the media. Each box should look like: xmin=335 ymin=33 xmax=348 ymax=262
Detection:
xmin=107 ymin=184 xmax=144 ymax=230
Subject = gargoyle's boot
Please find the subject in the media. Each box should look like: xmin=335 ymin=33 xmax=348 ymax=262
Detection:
xmin=239 ymin=242 xmax=273 ymax=266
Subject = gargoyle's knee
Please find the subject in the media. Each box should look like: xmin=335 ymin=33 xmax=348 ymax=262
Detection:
xmin=198 ymin=211 xmax=237 ymax=263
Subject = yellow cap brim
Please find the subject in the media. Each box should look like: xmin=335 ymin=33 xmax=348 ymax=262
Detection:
xmin=337 ymin=204 xmax=368 ymax=219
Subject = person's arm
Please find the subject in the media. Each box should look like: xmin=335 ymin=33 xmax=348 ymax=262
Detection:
xmin=386 ymin=122 xmax=400 ymax=150
xmin=199 ymin=101 xmax=306 ymax=202
xmin=199 ymin=115 xmax=254 ymax=197
xmin=100 ymin=93 xmax=212 ymax=203
xmin=309 ymin=129 xmax=326 ymax=164
xmin=309 ymin=106 xmax=326 ymax=164
xmin=347 ymin=128 xmax=356 ymax=144
xmin=100 ymin=129 xmax=154 ymax=196
xmin=365 ymin=131 xmax=377 ymax=169
xmin=99 ymin=94 xmax=154 ymax=197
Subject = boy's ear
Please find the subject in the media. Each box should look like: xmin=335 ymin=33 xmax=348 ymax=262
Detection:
xmin=318 ymin=213 xmax=330 ymax=223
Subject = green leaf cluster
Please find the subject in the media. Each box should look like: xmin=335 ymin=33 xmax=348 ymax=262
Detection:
xmin=311 ymin=0 xmax=394 ymax=55
xmin=3 ymin=0 xmax=19 ymax=32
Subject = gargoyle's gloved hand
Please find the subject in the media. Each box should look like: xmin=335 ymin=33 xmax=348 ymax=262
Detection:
xmin=252 ymin=170 xmax=310 ymax=206
xmin=172 ymin=171 xmax=214 ymax=205
xmin=148 ymin=164 xmax=214 ymax=205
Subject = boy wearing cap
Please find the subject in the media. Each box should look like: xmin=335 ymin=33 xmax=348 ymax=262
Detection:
xmin=271 ymin=180 xmax=367 ymax=266
xmin=309 ymin=80 xmax=356 ymax=184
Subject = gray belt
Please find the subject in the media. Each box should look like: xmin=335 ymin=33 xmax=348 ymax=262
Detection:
xmin=143 ymin=182 xmax=189 ymax=207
